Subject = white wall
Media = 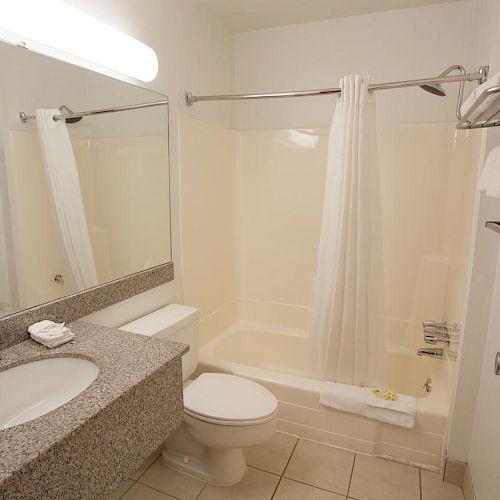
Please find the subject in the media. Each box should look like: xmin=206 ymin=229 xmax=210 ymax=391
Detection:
xmin=234 ymin=1 xmax=477 ymax=130
xmin=446 ymin=0 xmax=500 ymax=465
xmin=178 ymin=115 xmax=237 ymax=324
xmin=63 ymin=0 xmax=235 ymax=129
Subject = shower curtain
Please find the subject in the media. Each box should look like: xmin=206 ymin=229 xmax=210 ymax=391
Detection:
xmin=36 ymin=109 xmax=98 ymax=292
xmin=308 ymin=75 xmax=385 ymax=387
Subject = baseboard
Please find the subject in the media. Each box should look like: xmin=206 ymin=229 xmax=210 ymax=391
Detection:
xmin=443 ymin=458 xmax=476 ymax=500
xmin=462 ymin=465 xmax=476 ymax=500
xmin=443 ymin=458 xmax=466 ymax=487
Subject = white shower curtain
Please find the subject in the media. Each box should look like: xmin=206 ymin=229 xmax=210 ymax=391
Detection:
xmin=36 ymin=109 xmax=98 ymax=292
xmin=308 ymin=75 xmax=385 ymax=387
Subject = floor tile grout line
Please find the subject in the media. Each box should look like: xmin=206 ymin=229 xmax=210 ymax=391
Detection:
xmin=281 ymin=437 xmax=300 ymax=477
xmin=131 ymin=454 xmax=162 ymax=483
xmin=284 ymin=476 xmax=351 ymax=497
xmin=136 ymin=479 xmax=190 ymax=500
xmin=346 ymin=453 xmax=357 ymax=498
xmin=195 ymin=482 xmax=208 ymax=500
xmin=247 ymin=464 xmax=283 ymax=477
xmin=280 ymin=438 xmax=356 ymax=498
xmin=270 ymin=476 xmax=284 ymax=500
xmin=419 ymin=468 xmax=423 ymax=500
xmin=118 ymin=477 xmax=136 ymax=499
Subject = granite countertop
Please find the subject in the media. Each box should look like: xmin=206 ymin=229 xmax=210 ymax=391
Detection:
xmin=0 ymin=321 xmax=188 ymax=491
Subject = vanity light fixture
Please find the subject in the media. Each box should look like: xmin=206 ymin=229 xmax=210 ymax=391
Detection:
xmin=0 ymin=0 xmax=159 ymax=82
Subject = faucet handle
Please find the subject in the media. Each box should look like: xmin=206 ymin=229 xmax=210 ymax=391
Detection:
xmin=424 ymin=334 xmax=451 ymax=347
xmin=423 ymin=325 xmax=449 ymax=336
xmin=423 ymin=321 xmax=461 ymax=334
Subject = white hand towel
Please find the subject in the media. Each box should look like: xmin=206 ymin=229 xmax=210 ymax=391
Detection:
xmin=320 ymin=382 xmax=417 ymax=429
xmin=460 ymin=72 xmax=500 ymax=120
xmin=28 ymin=320 xmax=63 ymax=335
xmin=478 ymin=146 xmax=500 ymax=199
xmin=28 ymin=320 xmax=74 ymax=348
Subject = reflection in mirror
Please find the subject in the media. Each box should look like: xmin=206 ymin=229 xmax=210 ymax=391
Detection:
xmin=0 ymin=42 xmax=171 ymax=316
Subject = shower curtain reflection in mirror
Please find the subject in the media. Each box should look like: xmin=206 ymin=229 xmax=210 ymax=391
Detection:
xmin=36 ymin=109 xmax=98 ymax=293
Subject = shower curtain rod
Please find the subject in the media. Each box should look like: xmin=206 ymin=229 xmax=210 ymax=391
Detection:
xmin=185 ymin=67 xmax=489 ymax=105
xmin=18 ymin=99 xmax=169 ymax=123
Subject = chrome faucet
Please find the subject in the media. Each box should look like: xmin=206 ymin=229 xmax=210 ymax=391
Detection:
xmin=417 ymin=347 xmax=444 ymax=359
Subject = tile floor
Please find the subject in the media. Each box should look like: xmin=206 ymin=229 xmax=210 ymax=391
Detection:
xmin=110 ymin=432 xmax=464 ymax=500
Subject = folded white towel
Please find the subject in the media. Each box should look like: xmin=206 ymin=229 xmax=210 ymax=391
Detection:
xmin=320 ymin=382 xmax=416 ymax=429
xmin=320 ymin=382 xmax=368 ymax=414
xmin=365 ymin=391 xmax=416 ymax=429
xmin=460 ymin=72 xmax=500 ymax=121
xmin=28 ymin=320 xmax=74 ymax=348
xmin=478 ymin=146 xmax=500 ymax=199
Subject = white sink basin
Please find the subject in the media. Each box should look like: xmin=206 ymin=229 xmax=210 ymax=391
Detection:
xmin=0 ymin=357 xmax=98 ymax=429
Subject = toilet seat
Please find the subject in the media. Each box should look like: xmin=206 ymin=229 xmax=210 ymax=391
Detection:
xmin=183 ymin=373 xmax=278 ymax=426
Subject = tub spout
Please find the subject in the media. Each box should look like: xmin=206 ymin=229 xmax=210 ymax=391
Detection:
xmin=417 ymin=348 xmax=444 ymax=359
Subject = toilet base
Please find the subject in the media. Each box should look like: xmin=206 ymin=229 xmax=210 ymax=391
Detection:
xmin=162 ymin=446 xmax=247 ymax=486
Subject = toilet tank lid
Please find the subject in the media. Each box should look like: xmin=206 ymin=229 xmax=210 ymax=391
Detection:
xmin=120 ymin=304 xmax=199 ymax=337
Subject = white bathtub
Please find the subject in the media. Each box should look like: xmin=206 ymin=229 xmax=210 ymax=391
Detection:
xmin=198 ymin=322 xmax=452 ymax=468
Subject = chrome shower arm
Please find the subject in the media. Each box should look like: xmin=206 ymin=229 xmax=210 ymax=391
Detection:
xmin=440 ymin=65 xmax=466 ymax=120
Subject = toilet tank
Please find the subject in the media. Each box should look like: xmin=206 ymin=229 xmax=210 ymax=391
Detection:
xmin=120 ymin=304 xmax=199 ymax=380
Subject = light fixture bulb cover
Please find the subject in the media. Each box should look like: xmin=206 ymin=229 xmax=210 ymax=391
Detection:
xmin=0 ymin=0 xmax=159 ymax=82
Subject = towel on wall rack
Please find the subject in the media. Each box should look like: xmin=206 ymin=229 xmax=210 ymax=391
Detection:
xmin=460 ymin=72 xmax=500 ymax=119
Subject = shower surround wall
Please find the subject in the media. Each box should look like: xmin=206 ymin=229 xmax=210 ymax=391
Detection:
xmin=180 ymin=117 xmax=480 ymax=351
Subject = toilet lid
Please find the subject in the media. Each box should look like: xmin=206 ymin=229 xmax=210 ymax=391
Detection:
xmin=183 ymin=373 xmax=278 ymax=423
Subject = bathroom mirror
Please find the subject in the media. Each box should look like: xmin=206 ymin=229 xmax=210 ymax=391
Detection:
xmin=0 ymin=42 xmax=171 ymax=315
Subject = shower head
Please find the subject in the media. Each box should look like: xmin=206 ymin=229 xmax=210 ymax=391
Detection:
xmin=419 ymin=65 xmax=467 ymax=98
xmin=59 ymin=105 xmax=83 ymax=123
xmin=419 ymin=83 xmax=446 ymax=96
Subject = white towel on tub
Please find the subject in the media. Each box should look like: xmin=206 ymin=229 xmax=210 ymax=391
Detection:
xmin=320 ymin=382 xmax=368 ymax=414
xmin=320 ymin=382 xmax=416 ymax=429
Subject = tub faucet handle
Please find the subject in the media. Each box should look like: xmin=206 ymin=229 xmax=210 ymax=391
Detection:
xmin=417 ymin=347 xmax=444 ymax=359
xmin=423 ymin=321 xmax=461 ymax=333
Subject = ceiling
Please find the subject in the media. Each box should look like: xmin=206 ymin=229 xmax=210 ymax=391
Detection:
xmin=195 ymin=0 xmax=464 ymax=32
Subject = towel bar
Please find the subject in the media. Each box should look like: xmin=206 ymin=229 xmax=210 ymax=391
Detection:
xmin=485 ymin=221 xmax=500 ymax=234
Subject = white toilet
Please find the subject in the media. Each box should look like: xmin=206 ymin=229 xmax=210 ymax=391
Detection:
xmin=120 ymin=304 xmax=278 ymax=486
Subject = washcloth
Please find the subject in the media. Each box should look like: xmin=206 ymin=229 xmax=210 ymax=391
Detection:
xmin=478 ymin=146 xmax=500 ymax=199
xmin=460 ymin=72 xmax=500 ymax=122
xmin=320 ymin=382 xmax=416 ymax=429
xmin=28 ymin=320 xmax=74 ymax=348
xmin=365 ymin=391 xmax=416 ymax=429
